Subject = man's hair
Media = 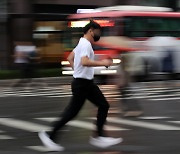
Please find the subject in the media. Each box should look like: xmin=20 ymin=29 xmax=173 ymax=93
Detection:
xmin=83 ymin=20 xmax=101 ymax=34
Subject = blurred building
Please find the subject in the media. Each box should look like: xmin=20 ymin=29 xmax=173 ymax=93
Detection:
xmin=0 ymin=0 xmax=180 ymax=69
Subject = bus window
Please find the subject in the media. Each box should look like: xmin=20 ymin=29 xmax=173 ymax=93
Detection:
xmin=123 ymin=17 xmax=180 ymax=38
xmin=124 ymin=17 xmax=147 ymax=37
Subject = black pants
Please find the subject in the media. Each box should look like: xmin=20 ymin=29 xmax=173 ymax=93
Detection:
xmin=49 ymin=78 xmax=109 ymax=141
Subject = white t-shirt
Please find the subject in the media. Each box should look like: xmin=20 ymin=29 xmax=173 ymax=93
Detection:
xmin=73 ymin=37 xmax=94 ymax=80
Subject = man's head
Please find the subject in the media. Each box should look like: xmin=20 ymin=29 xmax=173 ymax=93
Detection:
xmin=83 ymin=20 xmax=102 ymax=42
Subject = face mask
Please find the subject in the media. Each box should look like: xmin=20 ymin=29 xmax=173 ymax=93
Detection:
xmin=93 ymin=34 xmax=100 ymax=42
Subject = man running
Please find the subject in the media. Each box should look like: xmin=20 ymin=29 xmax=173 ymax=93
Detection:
xmin=38 ymin=20 xmax=123 ymax=151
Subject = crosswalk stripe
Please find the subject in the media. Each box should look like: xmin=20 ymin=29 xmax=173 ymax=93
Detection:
xmin=69 ymin=120 xmax=127 ymax=131
xmin=0 ymin=117 xmax=128 ymax=133
xmin=0 ymin=118 xmax=51 ymax=132
xmin=36 ymin=117 xmax=129 ymax=131
xmin=39 ymin=87 xmax=70 ymax=91
xmin=127 ymin=87 xmax=169 ymax=92
xmin=26 ymin=146 xmax=50 ymax=152
xmin=1 ymin=93 xmax=72 ymax=97
xmin=138 ymin=116 xmax=171 ymax=120
xmin=47 ymin=95 xmax=72 ymax=98
xmin=1 ymin=86 xmax=180 ymax=100
xmin=103 ymin=92 xmax=119 ymax=95
xmin=18 ymin=93 xmax=71 ymax=97
xmin=105 ymin=94 xmax=120 ymax=98
xmin=144 ymin=89 xmax=180 ymax=93
xmin=0 ymin=135 xmax=15 ymax=139
xmin=150 ymin=97 xmax=180 ymax=101
xmin=119 ymin=93 xmax=180 ymax=100
xmin=106 ymin=117 xmax=180 ymax=130
xmin=123 ymin=93 xmax=180 ymax=99
xmin=0 ymin=116 xmax=180 ymax=135
xmin=168 ymin=121 xmax=180 ymax=124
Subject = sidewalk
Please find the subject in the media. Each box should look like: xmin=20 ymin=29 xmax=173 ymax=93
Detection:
xmin=0 ymin=76 xmax=73 ymax=87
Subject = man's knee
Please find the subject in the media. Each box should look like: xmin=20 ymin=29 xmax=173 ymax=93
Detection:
xmin=100 ymin=101 xmax=110 ymax=111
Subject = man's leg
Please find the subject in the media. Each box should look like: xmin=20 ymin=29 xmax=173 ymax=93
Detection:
xmin=49 ymin=95 xmax=86 ymax=141
xmin=38 ymin=79 xmax=87 ymax=151
xmin=49 ymin=79 xmax=87 ymax=141
xmin=87 ymin=83 xmax=109 ymax=137
xmin=87 ymin=83 xmax=123 ymax=148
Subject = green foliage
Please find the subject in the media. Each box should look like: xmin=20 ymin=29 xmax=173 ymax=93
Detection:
xmin=0 ymin=68 xmax=62 ymax=79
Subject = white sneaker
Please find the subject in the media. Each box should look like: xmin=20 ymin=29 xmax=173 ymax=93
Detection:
xmin=38 ymin=131 xmax=64 ymax=151
xmin=89 ymin=136 xmax=123 ymax=148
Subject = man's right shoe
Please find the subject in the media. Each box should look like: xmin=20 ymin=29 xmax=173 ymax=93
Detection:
xmin=38 ymin=131 xmax=64 ymax=151
xmin=89 ymin=136 xmax=123 ymax=148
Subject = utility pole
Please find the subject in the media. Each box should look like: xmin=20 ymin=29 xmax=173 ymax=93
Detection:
xmin=0 ymin=0 xmax=8 ymax=69
xmin=7 ymin=0 xmax=34 ymax=69
xmin=10 ymin=0 xmax=33 ymax=42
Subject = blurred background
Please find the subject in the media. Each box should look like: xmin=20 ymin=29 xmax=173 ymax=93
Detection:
xmin=0 ymin=1 xmax=180 ymax=153
xmin=0 ymin=0 xmax=180 ymax=82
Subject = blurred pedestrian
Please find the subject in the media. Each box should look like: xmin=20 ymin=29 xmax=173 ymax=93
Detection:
xmin=13 ymin=41 xmax=38 ymax=87
xmin=162 ymin=49 xmax=175 ymax=80
xmin=38 ymin=20 xmax=123 ymax=151
xmin=118 ymin=54 xmax=143 ymax=117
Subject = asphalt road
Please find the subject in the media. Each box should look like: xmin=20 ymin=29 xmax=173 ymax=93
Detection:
xmin=0 ymin=81 xmax=180 ymax=154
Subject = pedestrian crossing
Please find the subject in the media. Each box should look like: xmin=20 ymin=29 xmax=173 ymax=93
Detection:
xmin=0 ymin=116 xmax=180 ymax=151
xmin=0 ymin=84 xmax=180 ymax=101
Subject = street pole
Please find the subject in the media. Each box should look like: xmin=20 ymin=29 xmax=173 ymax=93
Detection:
xmin=0 ymin=0 xmax=8 ymax=69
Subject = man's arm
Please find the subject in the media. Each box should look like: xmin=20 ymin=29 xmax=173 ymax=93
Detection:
xmin=81 ymin=56 xmax=112 ymax=67
xmin=67 ymin=51 xmax=75 ymax=69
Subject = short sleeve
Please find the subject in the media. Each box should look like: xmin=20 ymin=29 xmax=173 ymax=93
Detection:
xmin=80 ymin=44 xmax=91 ymax=58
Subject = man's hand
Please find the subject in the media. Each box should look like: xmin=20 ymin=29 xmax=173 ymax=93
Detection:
xmin=101 ymin=58 xmax=113 ymax=68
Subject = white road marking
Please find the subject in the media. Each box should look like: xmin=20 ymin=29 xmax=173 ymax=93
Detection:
xmin=149 ymin=97 xmax=180 ymax=101
xmin=124 ymin=93 xmax=180 ymax=99
xmin=106 ymin=117 xmax=180 ymax=130
xmin=26 ymin=146 xmax=51 ymax=152
xmin=0 ymin=86 xmax=180 ymax=101
xmin=168 ymin=121 xmax=180 ymax=124
xmin=47 ymin=95 xmax=72 ymax=98
xmin=0 ymin=118 xmax=51 ymax=132
xmin=127 ymin=87 xmax=169 ymax=92
xmin=0 ymin=135 xmax=15 ymax=139
xmin=138 ymin=116 xmax=171 ymax=120
xmin=36 ymin=117 xmax=129 ymax=131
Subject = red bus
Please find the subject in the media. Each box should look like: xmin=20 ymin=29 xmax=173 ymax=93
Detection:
xmin=61 ymin=6 xmax=180 ymax=78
